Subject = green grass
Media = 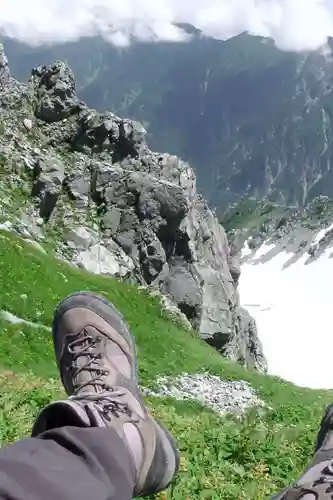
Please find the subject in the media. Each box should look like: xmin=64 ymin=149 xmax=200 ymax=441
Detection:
xmin=220 ymin=198 xmax=285 ymax=234
xmin=0 ymin=229 xmax=332 ymax=499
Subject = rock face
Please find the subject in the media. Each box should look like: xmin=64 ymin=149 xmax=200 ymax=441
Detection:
xmin=0 ymin=53 xmax=267 ymax=372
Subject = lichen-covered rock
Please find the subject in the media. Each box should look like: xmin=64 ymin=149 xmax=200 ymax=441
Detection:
xmin=0 ymin=51 xmax=267 ymax=372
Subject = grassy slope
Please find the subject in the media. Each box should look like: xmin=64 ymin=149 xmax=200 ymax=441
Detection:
xmin=0 ymin=230 xmax=332 ymax=499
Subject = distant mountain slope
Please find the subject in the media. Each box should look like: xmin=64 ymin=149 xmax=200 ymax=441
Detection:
xmin=4 ymin=34 xmax=333 ymax=212
xmin=231 ymin=195 xmax=333 ymax=388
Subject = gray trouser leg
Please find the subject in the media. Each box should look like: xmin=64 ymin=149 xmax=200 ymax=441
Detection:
xmin=0 ymin=427 xmax=135 ymax=500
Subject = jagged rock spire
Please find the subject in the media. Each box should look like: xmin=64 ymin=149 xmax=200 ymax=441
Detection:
xmin=0 ymin=44 xmax=10 ymax=88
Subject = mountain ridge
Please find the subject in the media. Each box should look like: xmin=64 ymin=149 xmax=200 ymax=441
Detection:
xmin=4 ymin=34 xmax=333 ymax=212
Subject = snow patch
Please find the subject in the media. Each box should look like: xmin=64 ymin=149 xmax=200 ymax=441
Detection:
xmin=239 ymin=233 xmax=333 ymax=389
xmin=0 ymin=221 xmax=12 ymax=232
xmin=313 ymin=221 xmax=333 ymax=245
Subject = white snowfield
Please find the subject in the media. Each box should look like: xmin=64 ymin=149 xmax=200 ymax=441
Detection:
xmin=239 ymin=224 xmax=333 ymax=390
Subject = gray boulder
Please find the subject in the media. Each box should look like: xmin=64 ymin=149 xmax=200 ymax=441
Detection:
xmin=139 ymin=232 xmax=168 ymax=284
xmin=65 ymin=172 xmax=91 ymax=208
xmin=65 ymin=227 xmax=99 ymax=250
xmin=32 ymin=156 xmax=65 ymax=220
xmin=75 ymin=240 xmax=135 ymax=278
xmin=161 ymin=257 xmax=203 ymax=324
xmin=234 ymin=308 xmax=268 ymax=373
xmin=72 ymin=110 xmax=146 ymax=159
xmin=31 ymin=61 xmax=82 ymax=122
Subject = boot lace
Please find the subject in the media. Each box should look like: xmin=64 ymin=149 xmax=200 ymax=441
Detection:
xmin=66 ymin=330 xmax=134 ymax=420
xmin=66 ymin=330 xmax=106 ymax=394
xmin=69 ymin=391 xmax=134 ymax=420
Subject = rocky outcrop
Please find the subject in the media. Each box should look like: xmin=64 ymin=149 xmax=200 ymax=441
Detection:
xmin=0 ymin=56 xmax=267 ymax=372
xmin=0 ymin=44 xmax=10 ymax=88
xmin=30 ymin=61 xmax=83 ymax=122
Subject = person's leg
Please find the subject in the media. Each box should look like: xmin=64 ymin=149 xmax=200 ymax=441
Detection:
xmin=271 ymin=404 xmax=333 ymax=499
xmin=0 ymin=291 xmax=179 ymax=500
xmin=0 ymin=426 xmax=135 ymax=500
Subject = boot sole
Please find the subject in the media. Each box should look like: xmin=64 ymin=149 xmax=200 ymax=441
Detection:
xmin=137 ymin=416 xmax=180 ymax=498
xmin=153 ymin=418 xmax=180 ymax=495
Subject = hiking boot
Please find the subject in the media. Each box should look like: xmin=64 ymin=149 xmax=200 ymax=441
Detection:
xmin=32 ymin=291 xmax=180 ymax=497
xmin=272 ymin=404 xmax=333 ymax=499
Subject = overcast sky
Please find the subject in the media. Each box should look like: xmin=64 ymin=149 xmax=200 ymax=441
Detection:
xmin=0 ymin=0 xmax=333 ymax=52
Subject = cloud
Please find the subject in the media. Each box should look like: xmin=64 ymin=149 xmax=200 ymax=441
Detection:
xmin=1 ymin=0 xmax=333 ymax=52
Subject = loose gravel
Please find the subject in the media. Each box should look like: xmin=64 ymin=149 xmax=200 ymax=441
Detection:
xmin=142 ymin=372 xmax=266 ymax=416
